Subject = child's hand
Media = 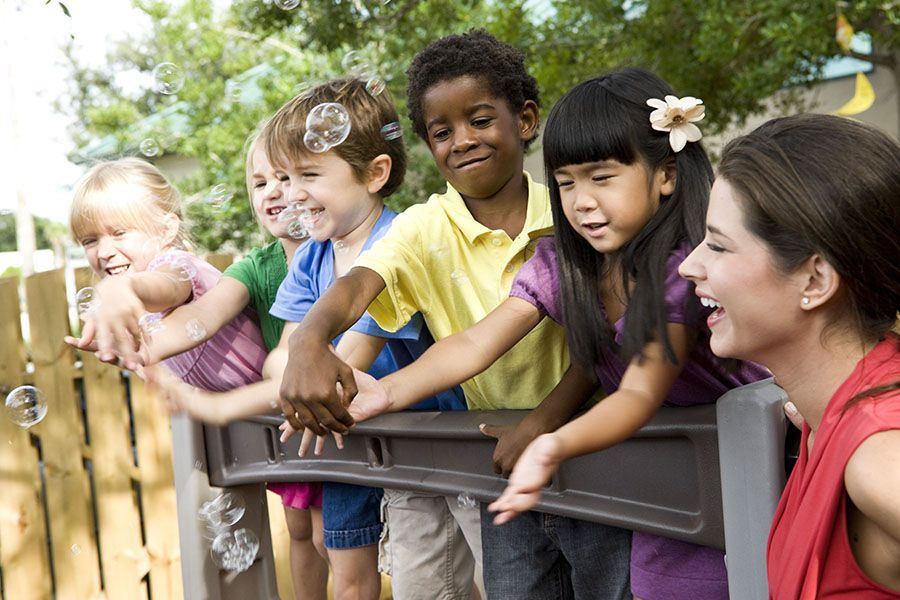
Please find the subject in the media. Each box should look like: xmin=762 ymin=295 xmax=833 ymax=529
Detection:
xmin=346 ymin=367 xmax=393 ymax=423
xmin=278 ymin=421 xmax=345 ymax=457
xmin=488 ymin=433 xmax=564 ymax=524
xmin=280 ymin=334 xmax=357 ymax=435
xmin=479 ymin=421 xmax=541 ymax=478
xmin=90 ymin=276 xmax=146 ymax=364
xmin=64 ymin=334 xmax=149 ymax=371
xmin=145 ymin=365 xmax=225 ymax=426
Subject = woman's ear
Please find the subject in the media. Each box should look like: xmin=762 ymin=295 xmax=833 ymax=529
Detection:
xmin=366 ymin=154 xmax=392 ymax=195
xmin=658 ymin=159 xmax=677 ymax=197
xmin=799 ymin=254 xmax=841 ymax=310
xmin=518 ymin=100 xmax=540 ymax=144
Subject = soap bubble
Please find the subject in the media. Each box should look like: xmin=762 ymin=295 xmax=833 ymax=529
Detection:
xmin=5 ymin=386 xmax=47 ymax=428
xmin=450 ymin=270 xmax=469 ymax=286
xmin=456 ymin=492 xmax=477 ymax=510
xmin=152 ymin=62 xmax=185 ymax=95
xmin=341 ymin=51 xmax=373 ymax=79
xmin=287 ymin=221 xmax=308 ymax=240
xmin=274 ymin=0 xmax=300 ymax=9
xmin=210 ymin=527 xmax=259 ymax=573
xmin=185 ymin=319 xmax=206 ymax=342
xmin=138 ymin=313 xmax=164 ymax=337
xmin=198 ymin=492 xmax=246 ymax=530
xmin=380 ymin=121 xmax=402 ymax=141
xmin=204 ymin=184 xmax=233 ymax=208
xmin=139 ymin=138 xmax=160 ymax=157
xmin=75 ymin=287 xmax=98 ymax=320
xmin=71 ymin=544 xmax=81 ymax=556
xmin=140 ymin=237 xmax=164 ymax=261
xmin=333 ymin=240 xmax=348 ymax=253
xmin=365 ymin=77 xmax=385 ymax=96
xmin=305 ymin=102 xmax=351 ymax=151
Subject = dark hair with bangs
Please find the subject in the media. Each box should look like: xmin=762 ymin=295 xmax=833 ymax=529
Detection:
xmin=544 ymin=68 xmax=713 ymax=373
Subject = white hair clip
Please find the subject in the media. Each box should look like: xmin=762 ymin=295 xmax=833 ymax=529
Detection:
xmin=646 ymin=95 xmax=705 ymax=152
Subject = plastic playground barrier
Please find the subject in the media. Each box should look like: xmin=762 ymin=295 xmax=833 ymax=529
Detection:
xmin=174 ymin=379 xmax=788 ymax=600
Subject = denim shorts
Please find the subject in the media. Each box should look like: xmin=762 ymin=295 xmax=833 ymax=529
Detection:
xmin=322 ymin=481 xmax=383 ymax=550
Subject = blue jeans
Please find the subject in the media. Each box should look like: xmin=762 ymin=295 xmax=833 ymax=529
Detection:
xmin=322 ymin=482 xmax=383 ymax=549
xmin=480 ymin=505 xmax=631 ymax=599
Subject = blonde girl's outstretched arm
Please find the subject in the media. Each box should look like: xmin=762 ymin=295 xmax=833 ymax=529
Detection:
xmin=356 ymin=297 xmax=544 ymax=414
xmin=83 ymin=264 xmax=195 ymax=364
xmin=489 ymin=322 xmax=697 ymax=523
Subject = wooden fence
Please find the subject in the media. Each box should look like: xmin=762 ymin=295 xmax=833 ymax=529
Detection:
xmin=0 ymin=257 xmax=299 ymax=600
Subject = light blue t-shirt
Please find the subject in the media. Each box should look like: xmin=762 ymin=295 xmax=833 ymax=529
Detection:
xmin=271 ymin=206 xmax=465 ymax=411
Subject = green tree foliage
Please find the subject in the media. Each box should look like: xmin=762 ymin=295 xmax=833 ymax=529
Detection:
xmin=62 ymin=0 xmax=896 ymax=252
xmin=0 ymin=211 xmax=69 ymax=252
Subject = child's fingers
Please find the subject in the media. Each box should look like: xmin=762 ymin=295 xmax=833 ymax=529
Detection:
xmin=279 ymin=421 xmax=297 ymax=443
xmin=332 ymin=431 xmax=344 ymax=450
xmin=478 ymin=423 xmax=510 ymax=440
xmin=299 ymin=427 xmax=315 ymax=458
xmin=314 ymin=434 xmax=326 ymax=456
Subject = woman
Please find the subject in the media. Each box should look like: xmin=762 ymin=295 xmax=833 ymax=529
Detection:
xmin=679 ymin=113 xmax=900 ymax=598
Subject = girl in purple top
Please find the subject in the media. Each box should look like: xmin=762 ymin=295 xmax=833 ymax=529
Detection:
xmin=353 ymin=69 xmax=766 ymax=599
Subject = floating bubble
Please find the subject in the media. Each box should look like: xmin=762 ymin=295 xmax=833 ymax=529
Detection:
xmin=138 ymin=313 xmax=164 ymax=337
xmin=333 ymin=240 xmax=348 ymax=253
xmin=365 ymin=77 xmax=385 ymax=96
xmin=198 ymin=492 xmax=246 ymax=530
xmin=287 ymin=221 xmax=308 ymax=240
xmin=140 ymin=237 xmax=164 ymax=260
xmin=456 ymin=492 xmax=477 ymax=510
xmin=194 ymin=460 xmax=203 ymax=470
xmin=450 ymin=270 xmax=469 ymax=286
xmin=306 ymin=102 xmax=351 ymax=150
xmin=205 ymin=184 xmax=233 ymax=208
xmin=274 ymin=0 xmax=300 ymax=9
xmin=71 ymin=544 xmax=81 ymax=556
xmin=293 ymin=81 xmax=315 ymax=98
xmin=185 ymin=319 xmax=206 ymax=342
xmin=75 ymin=287 xmax=98 ymax=320
xmin=380 ymin=121 xmax=402 ymax=141
xmin=152 ymin=62 xmax=185 ymax=95
xmin=303 ymin=130 xmax=330 ymax=154
xmin=210 ymin=527 xmax=259 ymax=573
xmin=5 ymin=386 xmax=48 ymax=428
xmin=341 ymin=51 xmax=365 ymax=74
xmin=139 ymin=138 xmax=160 ymax=157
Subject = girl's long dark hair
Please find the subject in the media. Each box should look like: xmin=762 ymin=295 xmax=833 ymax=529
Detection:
xmin=544 ymin=68 xmax=713 ymax=374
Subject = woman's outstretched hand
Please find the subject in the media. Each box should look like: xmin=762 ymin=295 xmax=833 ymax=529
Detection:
xmin=488 ymin=433 xmax=565 ymax=524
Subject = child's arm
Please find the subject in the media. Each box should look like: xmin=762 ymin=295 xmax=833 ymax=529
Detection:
xmin=489 ymin=323 xmax=697 ymax=523
xmin=280 ymin=266 xmax=387 ymax=434
xmin=82 ymin=265 xmax=194 ymax=364
xmin=348 ymin=298 xmax=543 ymax=416
xmin=480 ymin=363 xmax=598 ymax=477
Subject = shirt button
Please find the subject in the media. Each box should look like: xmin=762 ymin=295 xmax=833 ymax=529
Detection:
xmin=491 ymin=237 xmax=503 ymax=246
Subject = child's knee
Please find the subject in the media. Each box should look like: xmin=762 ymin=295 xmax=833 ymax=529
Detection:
xmin=284 ymin=507 xmax=313 ymax=541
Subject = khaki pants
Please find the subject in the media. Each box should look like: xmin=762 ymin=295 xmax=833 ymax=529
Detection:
xmin=379 ymin=488 xmax=484 ymax=600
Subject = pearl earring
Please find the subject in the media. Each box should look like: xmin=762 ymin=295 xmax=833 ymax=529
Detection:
xmin=802 ymin=297 xmax=810 ymax=306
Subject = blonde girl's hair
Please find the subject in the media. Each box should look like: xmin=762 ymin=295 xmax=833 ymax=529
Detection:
xmin=69 ymin=158 xmax=189 ymax=249
xmin=243 ymin=124 xmax=272 ymax=237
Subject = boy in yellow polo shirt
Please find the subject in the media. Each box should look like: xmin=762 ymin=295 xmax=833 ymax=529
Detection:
xmin=280 ymin=30 xmax=630 ymax=599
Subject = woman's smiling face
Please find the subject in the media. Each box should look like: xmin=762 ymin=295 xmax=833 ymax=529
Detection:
xmin=679 ymin=177 xmax=807 ymax=362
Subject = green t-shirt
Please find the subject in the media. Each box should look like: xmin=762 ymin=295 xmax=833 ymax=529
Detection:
xmin=224 ymin=240 xmax=289 ymax=351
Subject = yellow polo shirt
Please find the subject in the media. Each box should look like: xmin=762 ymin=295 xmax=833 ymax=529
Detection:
xmin=354 ymin=173 xmax=570 ymax=410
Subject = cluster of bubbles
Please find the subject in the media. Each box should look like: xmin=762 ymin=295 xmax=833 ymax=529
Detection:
xmin=139 ymin=312 xmax=164 ymax=338
xmin=5 ymin=385 xmax=48 ymax=429
xmin=199 ymin=492 xmax=259 ymax=574
xmin=456 ymin=492 xmax=478 ymax=510
xmin=304 ymin=102 xmax=352 ymax=154
xmin=341 ymin=50 xmax=386 ymax=100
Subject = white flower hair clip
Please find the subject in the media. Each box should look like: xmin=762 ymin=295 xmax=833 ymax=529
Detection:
xmin=646 ymin=95 xmax=705 ymax=152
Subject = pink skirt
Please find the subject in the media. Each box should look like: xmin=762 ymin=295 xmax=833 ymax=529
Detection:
xmin=267 ymin=482 xmax=323 ymax=510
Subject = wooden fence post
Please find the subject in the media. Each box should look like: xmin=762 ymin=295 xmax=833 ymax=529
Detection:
xmin=74 ymin=267 xmax=149 ymax=599
xmin=0 ymin=276 xmax=51 ymax=600
xmin=25 ymin=268 xmax=101 ymax=599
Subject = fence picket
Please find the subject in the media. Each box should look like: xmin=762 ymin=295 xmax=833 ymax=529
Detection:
xmin=0 ymin=276 xmax=52 ymax=600
xmin=24 ymin=268 xmax=101 ymax=599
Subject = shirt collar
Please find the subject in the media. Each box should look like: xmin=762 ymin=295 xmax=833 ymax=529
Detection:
xmin=438 ymin=171 xmax=555 ymax=244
